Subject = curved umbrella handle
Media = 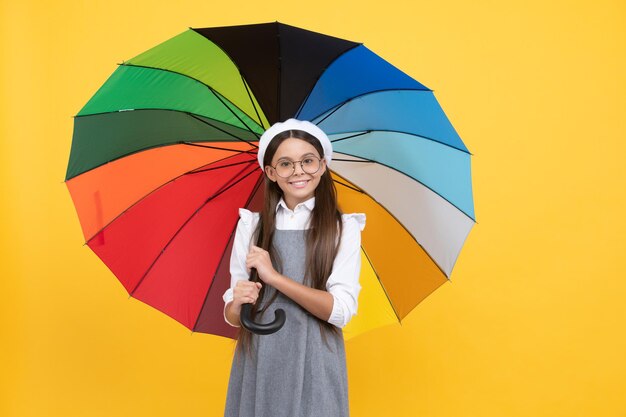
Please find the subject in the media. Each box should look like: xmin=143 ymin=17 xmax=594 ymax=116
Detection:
xmin=240 ymin=303 xmax=286 ymax=335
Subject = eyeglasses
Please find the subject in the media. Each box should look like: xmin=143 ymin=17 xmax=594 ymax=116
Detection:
xmin=269 ymin=155 xmax=322 ymax=178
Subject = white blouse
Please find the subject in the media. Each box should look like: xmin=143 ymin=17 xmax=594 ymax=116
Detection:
xmin=222 ymin=196 xmax=366 ymax=329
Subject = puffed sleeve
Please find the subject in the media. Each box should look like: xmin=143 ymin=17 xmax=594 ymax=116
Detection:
xmin=326 ymin=213 xmax=366 ymax=328
xmin=222 ymin=208 xmax=260 ymax=327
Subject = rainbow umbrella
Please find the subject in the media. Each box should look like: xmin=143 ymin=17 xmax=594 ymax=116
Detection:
xmin=65 ymin=22 xmax=475 ymax=340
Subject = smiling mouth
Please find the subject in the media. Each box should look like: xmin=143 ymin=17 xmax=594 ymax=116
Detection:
xmin=289 ymin=180 xmax=310 ymax=188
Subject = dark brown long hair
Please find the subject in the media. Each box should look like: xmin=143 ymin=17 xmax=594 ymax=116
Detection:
xmin=236 ymin=129 xmax=343 ymax=357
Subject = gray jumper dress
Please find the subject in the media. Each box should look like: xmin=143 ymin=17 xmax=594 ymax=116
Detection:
xmin=224 ymin=229 xmax=349 ymax=417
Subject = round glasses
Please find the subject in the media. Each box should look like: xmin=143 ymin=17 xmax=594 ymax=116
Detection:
xmin=270 ymin=155 xmax=322 ymax=178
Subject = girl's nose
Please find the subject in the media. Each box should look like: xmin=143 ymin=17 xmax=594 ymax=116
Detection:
xmin=293 ymin=162 xmax=305 ymax=175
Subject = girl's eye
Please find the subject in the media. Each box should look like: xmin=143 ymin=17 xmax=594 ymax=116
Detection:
xmin=303 ymin=158 xmax=314 ymax=164
xmin=279 ymin=161 xmax=292 ymax=168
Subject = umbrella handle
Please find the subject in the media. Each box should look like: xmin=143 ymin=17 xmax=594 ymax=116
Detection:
xmin=240 ymin=303 xmax=286 ymax=335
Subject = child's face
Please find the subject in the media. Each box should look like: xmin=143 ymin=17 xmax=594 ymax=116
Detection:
xmin=264 ymin=137 xmax=327 ymax=210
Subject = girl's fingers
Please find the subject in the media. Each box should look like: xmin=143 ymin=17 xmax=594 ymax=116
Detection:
xmin=235 ymin=280 xmax=262 ymax=289
xmin=236 ymin=288 xmax=259 ymax=297
xmin=249 ymin=246 xmax=268 ymax=255
xmin=233 ymin=279 xmax=263 ymax=305
xmin=238 ymin=294 xmax=257 ymax=303
xmin=233 ymin=282 xmax=261 ymax=300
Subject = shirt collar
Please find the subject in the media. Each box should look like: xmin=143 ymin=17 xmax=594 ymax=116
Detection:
xmin=276 ymin=196 xmax=316 ymax=213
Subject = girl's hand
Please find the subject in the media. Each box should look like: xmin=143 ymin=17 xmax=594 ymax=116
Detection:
xmin=231 ymin=280 xmax=262 ymax=313
xmin=246 ymin=245 xmax=279 ymax=285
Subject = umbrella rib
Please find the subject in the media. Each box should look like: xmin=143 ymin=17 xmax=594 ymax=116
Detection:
xmin=82 ymin=153 xmax=257 ymax=245
xmin=183 ymin=112 xmax=259 ymax=148
xmin=398 ymin=280 xmax=451 ymax=325
xmin=191 ymin=173 xmax=265 ymax=333
xmin=188 ymin=28 xmax=266 ymax=130
xmin=277 ymin=25 xmax=282 ymax=122
xmin=360 ymin=246 xmax=402 ymax=323
xmin=181 ymin=141 xmax=257 ymax=155
xmin=294 ymin=43 xmax=362 ymax=119
xmin=332 ymin=158 xmax=373 ymax=163
xmin=329 ymin=131 xmax=370 ymax=143
xmin=308 ymin=87 xmax=432 ymax=123
xmin=184 ymin=158 xmax=257 ymax=174
xmin=116 ymin=63 xmax=263 ymax=138
xmin=332 ymin=130 xmax=473 ymax=156
xmin=331 ymin=172 xmax=452 ymax=280
xmin=73 ymin=108 xmax=257 ymax=142
xmin=207 ymin=85 xmax=261 ymax=140
xmin=240 ymin=73 xmax=267 ymax=130
xmin=129 ymin=161 xmax=260 ymax=297
xmin=332 ymin=151 xmax=476 ymax=223
xmin=332 ymin=178 xmax=364 ymax=193
xmin=314 ymin=103 xmax=342 ymax=126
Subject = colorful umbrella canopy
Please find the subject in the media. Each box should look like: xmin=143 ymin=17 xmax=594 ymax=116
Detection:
xmin=65 ymin=22 xmax=475 ymax=340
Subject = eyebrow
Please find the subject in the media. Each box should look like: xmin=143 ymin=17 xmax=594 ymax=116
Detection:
xmin=276 ymin=152 xmax=317 ymax=161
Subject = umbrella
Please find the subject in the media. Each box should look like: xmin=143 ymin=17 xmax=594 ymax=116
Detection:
xmin=65 ymin=22 xmax=475 ymax=340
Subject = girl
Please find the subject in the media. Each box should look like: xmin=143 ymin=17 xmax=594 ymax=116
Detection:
xmin=221 ymin=118 xmax=366 ymax=417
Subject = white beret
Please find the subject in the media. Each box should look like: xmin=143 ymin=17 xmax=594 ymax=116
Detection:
xmin=257 ymin=118 xmax=333 ymax=170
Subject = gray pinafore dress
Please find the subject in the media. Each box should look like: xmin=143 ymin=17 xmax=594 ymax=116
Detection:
xmin=224 ymin=229 xmax=349 ymax=417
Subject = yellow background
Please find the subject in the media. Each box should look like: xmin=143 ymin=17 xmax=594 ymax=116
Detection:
xmin=1 ymin=0 xmax=625 ymax=416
